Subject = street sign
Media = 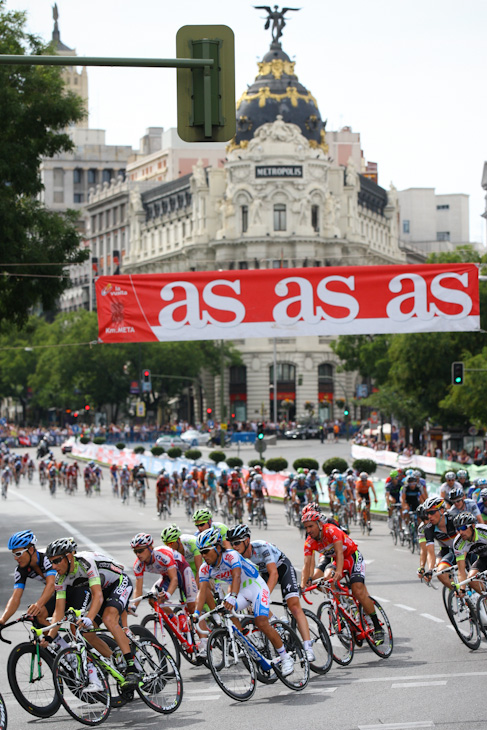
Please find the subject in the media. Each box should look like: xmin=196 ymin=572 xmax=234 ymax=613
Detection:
xmin=254 ymin=441 xmax=267 ymax=454
xmin=136 ymin=401 xmax=146 ymax=417
xmin=468 ymin=426 xmax=478 ymax=436
xmin=130 ymin=381 xmax=140 ymax=394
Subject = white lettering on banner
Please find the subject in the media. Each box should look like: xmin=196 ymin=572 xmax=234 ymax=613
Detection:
xmin=158 ymin=279 xmax=245 ymax=329
xmin=386 ymin=273 xmax=473 ymax=322
xmin=273 ymin=276 xmax=359 ymax=325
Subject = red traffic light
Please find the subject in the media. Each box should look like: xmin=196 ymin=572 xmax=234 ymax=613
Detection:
xmin=206 ymin=407 xmax=212 ymax=415
xmin=143 ymin=370 xmax=150 ymax=378
xmin=84 ymin=404 xmax=91 ymax=411
xmin=73 ymin=411 xmax=79 ymax=418
xmin=65 ymin=409 xmax=71 ymax=414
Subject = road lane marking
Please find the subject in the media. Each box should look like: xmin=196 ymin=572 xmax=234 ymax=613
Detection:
xmin=279 ymin=687 xmax=337 ymax=696
xmin=370 ymin=596 xmax=390 ymax=603
xmin=357 ymin=671 xmax=487 ymax=683
xmin=11 ymin=491 xmax=105 ymax=553
xmin=394 ymin=604 xmax=416 ymax=611
xmin=364 ymin=560 xmax=375 ymax=565
xmin=391 ymin=681 xmax=446 ymax=688
xmin=186 ymin=695 xmax=221 ymax=701
xmin=420 ymin=613 xmax=444 ymax=623
xmin=358 ymin=723 xmax=434 ymax=729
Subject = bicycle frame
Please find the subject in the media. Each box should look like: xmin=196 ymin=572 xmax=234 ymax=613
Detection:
xmin=303 ymin=579 xmax=373 ymax=643
xmin=200 ymin=606 xmax=274 ymax=672
xmin=132 ymin=593 xmax=198 ymax=656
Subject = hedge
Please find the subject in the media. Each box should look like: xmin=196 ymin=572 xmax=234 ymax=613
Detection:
xmin=226 ymin=456 xmax=243 ymax=468
xmin=93 ymin=437 xmax=106 ymax=445
xmin=322 ymin=457 xmax=348 ymax=475
xmin=115 ymin=442 xmax=126 ymax=450
xmin=265 ymin=457 xmax=288 ymax=472
xmin=248 ymin=459 xmax=265 ymax=469
xmin=167 ymin=447 xmax=182 ymax=459
xmin=209 ymin=450 xmax=226 ymax=464
xmin=133 ymin=446 xmax=146 ymax=455
xmin=292 ymin=457 xmax=319 ymax=471
xmin=151 ymin=446 xmax=165 ymax=457
xmin=80 ymin=436 xmax=90 ymax=445
xmin=185 ymin=449 xmax=202 ymax=461
xmin=352 ymin=458 xmax=377 ymax=475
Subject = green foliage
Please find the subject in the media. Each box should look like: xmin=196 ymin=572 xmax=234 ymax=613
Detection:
xmin=265 ymin=457 xmax=288 ymax=472
xmin=209 ymin=450 xmax=226 ymax=464
xmin=151 ymin=446 xmax=165 ymax=456
xmin=133 ymin=446 xmax=145 ymax=455
xmin=248 ymin=459 xmax=264 ymax=469
xmin=0 ymin=1 xmax=88 ymax=327
xmin=352 ymin=459 xmax=377 ymax=475
xmin=226 ymin=456 xmax=243 ymax=468
xmin=167 ymin=447 xmax=182 ymax=459
xmin=292 ymin=457 xmax=319 ymax=471
xmin=79 ymin=436 xmax=90 ymax=444
xmin=115 ymin=442 xmax=126 ymax=450
xmin=93 ymin=437 xmax=106 ymax=445
xmin=185 ymin=449 xmax=202 ymax=461
xmin=322 ymin=457 xmax=348 ymax=475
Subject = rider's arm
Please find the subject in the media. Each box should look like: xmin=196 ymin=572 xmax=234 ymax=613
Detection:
xmin=300 ymin=553 xmax=314 ymax=589
xmin=332 ymin=543 xmax=344 ymax=582
xmin=264 ymin=561 xmax=279 ymax=593
xmin=425 ymin=543 xmax=436 ymax=573
xmin=0 ymin=587 xmax=24 ymax=624
xmin=46 ymin=594 xmax=66 ymax=641
xmin=164 ymin=565 xmax=179 ymax=598
xmin=27 ymin=574 xmax=56 ymax=617
xmin=369 ymin=481 xmax=378 ymax=501
xmin=135 ymin=576 xmax=144 ymax=600
xmin=456 ymin=554 xmax=468 ymax=583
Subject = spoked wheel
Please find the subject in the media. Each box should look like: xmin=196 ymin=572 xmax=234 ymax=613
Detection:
xmin=140 ymin=614 xmax=181 ymax=667
xmin=446 ymin=591 xmax=481 ymax=650
xmin=409 ymin=526 xmax=417 ymax=554
xmin=0 ymin=692 xmax=7 ymax=730
xmin=134 ymin=639 xmax=183 ymax=714
xmin=240 ymin=617 xmax=278 ymax=685
xmin=52 ymin=648 xmax=111 ymax=726
xmin=359 ymin=598 xmax=394 ymax=658
xmin=270 ymin=620 xmax=309 ymax=690
xmin=7 ymin=642 xmax=61 ymax=718
xmin=317 ymin=601 xmax=354 ymax=666
xmin=291 ymin=609 xmax=333 ymax=675
xmin=207 ymin=628 xmax=256 ymax=701
xmin=391 ymin=522 xmax=398 ymax=545
xmin=476 ymin=594 xmax=487 ymax=640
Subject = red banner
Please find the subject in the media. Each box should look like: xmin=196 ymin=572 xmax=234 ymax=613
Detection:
xmin=95 ymin=264 xmax=480 ymax=343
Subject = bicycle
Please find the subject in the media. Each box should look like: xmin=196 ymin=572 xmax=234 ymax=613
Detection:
xmin=336 ymin=503 xmax=350 ymax=533
xmin=157 ymin=492 xmax=171 ymax=520
xmin=358 ymin=499 xmax=370 ymax=535
xmin=390 ymin=504 xmax=402 ymax=545
xmin=120 ymin=479 xmax=130 ymax=504
xmin=284 ymin=497 xmax=293 ymax=525
xmin=252 ymin=497 xmax=267 ymax=529
xmin=232 ymin=497 xmax=244 ymax=525
xmin=405 ymin=510 xmax=419 ymax=554
xmin=1 ymin=479 xmax=7 ymax=499
xmin=219 ymin=493 xmax=231 ymax=523
xmin=445 ymin=570 xmax=487 ymax=650
xmin=0 ymin=691 xmax=6 ymax=730
xmin=199 ymin=604 xmax=309 ymax=701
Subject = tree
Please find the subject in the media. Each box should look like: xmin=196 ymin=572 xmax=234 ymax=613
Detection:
xmin=0 ymin=1 xmax=88 ymax=327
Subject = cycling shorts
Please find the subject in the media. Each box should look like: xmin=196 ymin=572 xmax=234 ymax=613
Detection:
xmin=405 ymin=497 xmax=420 ymax=511
xmin=470 ymin=556 xmax=487 ymax=573
xmin=267 ymin=558 xmax=300 ymax=600
xmin=100 ymin=574 xmax=133 ymax=615
xmin=295 ymin=491 xmax=307 ymax=504
xmin=437 ymin=547 xmax=456 ymax=567
xmin=231 ymin=490 xmax=243 ymax=500
xmin=317 ymin=556 xmax=332 ymax=574
xmin=334 ymin=491 xmax=347 ymax=505
xmin=234 ymin=577 xmax=270 ymax=617
xmin=357 ymin=493 xmax=370 ymax=505
xmin=153 ymin=565 xmax=198 ymax=603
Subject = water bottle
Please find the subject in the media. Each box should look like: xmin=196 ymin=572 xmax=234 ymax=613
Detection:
xmin=178 ymin=613 xmax=188 ymax=632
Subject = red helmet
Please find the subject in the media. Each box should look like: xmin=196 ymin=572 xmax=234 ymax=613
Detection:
xmin=301 ymin=509 xmax=321 ymax=523
xmin=231 ymin=471 xmax=238 ymax=479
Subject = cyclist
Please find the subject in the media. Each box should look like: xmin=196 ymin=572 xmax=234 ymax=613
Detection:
xmin=1 ymin=464 xmax=11 ymax=496
xmin=161 ymin=524 xmax=203 ymax=585
xmin=44 ymin=537 xmax=138 ymax=690
xmin=468 ymin=477 xmax=485 ymax=502
xmin=447 ymin=486 xmax=482 ymax=523
xmin=355 ymin=471 xmax=378 ymax=531
xmin=291 ymin=473 xmax=308 ymax=518
xmin=83 ymin=462 xmax=94 ymax=495
xmin=452 ymin=512 xmax=487 ymax=595
xmin=217 ymin=468 xmax=229 ymax=508
xmin=120 ymin=464 xmax=131 ymax=502
xmin=419 ymin=496 xmax=458 ymax=590
xmin=110 ymin=463 xmax=119 ymax=495
xmin=92 ymin=462 xmax=103 ymax=492
xmin=228 ymin=470 xmax=245 ymax=518
xmin=227 ymin=523 xmax=316 ymax=662
xmin=400 ymin=473 xmax=424 ymax=528
xmin=192 ymin=527 xmax=295 ymax=676
xmin=329 ymin=474 xmax=352 ymax=518
xmin=182 ymin=472 xmax=198 ymax=514
xmin=305 ymin=470 xmax=322 ymax=503
xmin=26 ymin=456 xmax=35 ymax=481
xmin=156 ymin=471 xmax=172 ymax=515
xmin=0 ymin=531 xmax=56 ymax=628
xmin=134 ymin=465 xmax=148 ymax=502
xmin=416 ymin=504 xmax=429 ymax=576
xmin=131 ymin=533 xmax=198 ymax=615
xmin=456 ymin=468 xmax=471 ymax=495
xmin=477 ymin=488 xmax=487 ymax=523
xmin=192 ymin=508 xmax=230 ymax=547
xmin=300 ymin=506 xmax=385 ymax=645
xmin=205 ymin=470 xmax=218 ymax=511
xmin=414 ymin=469 xmax=428 ymax=499
xmin=385 ymin=470 xmax=403 ymax=530
xmin=439 ymin=471 xmax=461 ymax=504
xmin=249 ymin=473 xmax=269 ymax=526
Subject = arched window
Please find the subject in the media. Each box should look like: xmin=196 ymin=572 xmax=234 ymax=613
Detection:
xmin=269 ymin=363 xmax=296 ymax=421
xmin=318 ymin=363 xmax=334 ymax=420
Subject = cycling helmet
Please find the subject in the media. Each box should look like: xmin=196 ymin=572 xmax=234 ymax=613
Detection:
xmin=8 ymin=530 xmax=37 ymax=550
xmin=230 ymin=471 xmax=238 ymax=479
xmin=254 ymin=465 xmax=262 ymax=472
xmin=416 ymin=504 xmax=425 ymax=520
xmin=405 ymin=469 xmax=415 ymax=478
xmin=297 ymin=468 xmax=305 ymax=474
xmin=444 ymin=471 xmax=456 ymax=481
xmin=196 ymin=527 xmax=222 ymax=550
xmin=477 ymin=477 xmax=487 ymax=487
xmin=448 ymin=487 xmax=464 ymax=501
xmin=301 ymin=509 xmax=321 ymax=523
xmin=453 ymin=512 xmax=476 ymax=529
xmin=46 ymin=537 xmax=77 ymax=558
xmin=208 ymin=470 xmax=215 ymax=476
xmin=331 ymin=469 xmax=340 ymax=476
xmin=193 ymin=508 xmax=212 ymax=524
xmin=406 ymin=475 xmax=417 ymax=483
xmin=138 ymin=467 xmax=146 ymax=474
xmin=413 ymin=470 xmax=423 ymax=479
xmin=359 ymin=472 xmax=368 ymax=480
xmin=254 ymin=474 xmax=263 ymax=483
xmin=302 ymin=502 xmax=321 ymax=514
xmin=130 ymin=533 xmax=153 ymax=549
xmin=227 ymin=524 xmax=251 ymax=542
xmin=457 ymin=469 xmax=468 ymax=480
xmin=480 ymin=488 xmax=487 ymax=500
xmin=335 ymin=473 xmax=345 ymax=483
xmin=310 ymin=470 xmax=317 ymax=476
xmin=422 ymin=496 xmax=444 ymax=512
xmin=160 ymin=524 xmax=182 ymax=544
xmin=346 ymin=468 xmax=354 ymax=476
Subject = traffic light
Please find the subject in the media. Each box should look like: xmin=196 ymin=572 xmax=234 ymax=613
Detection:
xmin=73 ymin=411 xmax=79 ymax=418
xmin=84 ymin=404 xmax=90 ymax=411
xmin=452 ymin=362 xmax=464 ymax=385
xmin=206 ymin=407 xmax=212 ymax=416
xmin=343 ymin=406 xmax=350 ymax=416
xmin=176 ymin=25 xmax=235 ymax=142
xmin=141 ymin=369 xmax=152 ymax=393
xmin=257 ymin=423 xmax=264 ymax=440
xmin=65 ymin=409 xmax=71 ymax=414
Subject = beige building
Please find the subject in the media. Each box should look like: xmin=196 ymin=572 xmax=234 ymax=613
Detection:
xmin=398 ymin=187 xmax=471 ymax=254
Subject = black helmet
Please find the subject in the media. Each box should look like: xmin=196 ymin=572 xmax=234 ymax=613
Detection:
xmin=227 ymin=524 xmax=251 ymax=542
xmin=46 ymin=537 xmax=77 ymax=558
xmin=453 ymin=512 xmax=476 ymax=529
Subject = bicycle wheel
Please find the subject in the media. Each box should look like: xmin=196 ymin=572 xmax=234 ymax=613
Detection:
xmin=317 ymin=601 xmax=354 ymax=665
xmin=52 ymin=648 xmax=111 ymax=726
xmin=134 ymin=639 xmax=183 ymax=714
xmin=409 ymin=524 xmax=416 ymax=554
xmin=207 ymin=627 xmax=256 ymax=701
xmin=300 ymin=609 xmax=333 ymax=675
xmin=476 ymin=594 xmax=487 ymax=640
xmin=271 ymin=620 xmax=309 ymax=690
xmin=7 ymin=642 xmax=61 ymax=718
xmin=359 ymin=598 xmax=394 ymax=658
xmin=0 ymin=692 xmax=7 ymax=730
xmin=446 ymin=591 xmax=481 ymax=650
xmin=391 ymin=521 xmax=398 ymax=545
xmin=140 ymin=614 xmax=181 ymax=667
xmin=240 ymin=617 xmax=278 ymax=685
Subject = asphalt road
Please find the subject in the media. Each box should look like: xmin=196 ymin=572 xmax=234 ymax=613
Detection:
xmin=0 ymin=450 xmax=481 ymax=730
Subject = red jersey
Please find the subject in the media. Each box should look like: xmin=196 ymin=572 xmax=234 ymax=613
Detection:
xmin=304 ymin=523 xmax=358 ymax=560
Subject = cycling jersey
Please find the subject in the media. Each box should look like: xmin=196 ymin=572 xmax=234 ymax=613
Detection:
xmin=356 ymin=478 xmax=373 ymax=496
xmin=305 ymin=476 xmax=320 ymax=494
xmin=304 ymin=523 xmax=358 ymax=560
xmin=249 ymin=540 xmax=285 ymax=571
xmin=448 ymin=499 xmax=480 ymax=519
xmin=385 ymin=479 xmax=403 ymax=500
xmin=423 ymin=514 xmax=458 ymax=564
xmin=13 ymin=551 xmax=56 ymax=590
xmin=199 ymin=549 xmax=270 ymax=616
xmin=454 ymin=525 xmax=487 ymax=563
xmin=477 ymin=501 xmax=487 ymax=523
xmin=207 ymin=474 xmax=217 ymax=491
xmin=177 ymin=534 xmax=201 ymax=573
xmin=150 ymin=547 xmax=197 ymax=602
xmin=182 ymin=478 xmax=198 ymax=497
xmin=193 ymin=521 xmax=228 ymax=541
xmin=248 ymin=541 xmax=299 ymax=600
xmin=331 ymin=480 xmax=347 ymax=504
xmin=133 ymin=546 xmax=176 ymax=579
xmin=250 ymin=479 xmax=265 ymax=497
xmin=54 ymin=551 xmax=126 ymax=599
xmin=401 ymin=484 xmax=422 ymax=509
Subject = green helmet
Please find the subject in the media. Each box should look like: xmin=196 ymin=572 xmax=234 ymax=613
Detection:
xmin=193 ymin=508 xmax=212 ymax=525
xmin=389 ymin=470 xmax=399 ymax=478
xmin=297 ymin=467 xmax=305 ymax=474
xmin=161 ymin=524 xmax=182 ymax=544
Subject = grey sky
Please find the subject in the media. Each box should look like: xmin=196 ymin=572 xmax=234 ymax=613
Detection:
xmin=7 ymin=0 xmax=487 ymax=244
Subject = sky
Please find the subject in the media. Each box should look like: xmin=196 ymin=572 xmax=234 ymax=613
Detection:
xmin=6 ymin=0 xmax=487 ymax=244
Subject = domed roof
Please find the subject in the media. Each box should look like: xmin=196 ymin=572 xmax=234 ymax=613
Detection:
xmin=228 ymin=41 xmax=327 ymax=154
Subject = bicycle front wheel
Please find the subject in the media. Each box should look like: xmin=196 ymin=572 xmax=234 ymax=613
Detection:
xmin=300 ymin=609 xmax=333 ymax=675
xmin=0 ymin=692 xmax=7 ymax=730
xmin=317 ymin=601 xmax=354 ymax=666
xmin=7 ymin=642 xmax=61 ymax=718
xmin=476 ymin=594 xmax=487 ymax=640
xmin=240 ymin=617 xmax=278 ymax=685
xmin=140 ymin=614 xmax=181 ymax=668
xmin=446 ymin=591 xmax=481 ymax=650
xmin=134 ymin=639 xmax=183 ymax=714
xmin=359 ymin=598 xmax=394 ymax=658
xmin=52 ymin=648 xmax=111 ymax=727
xmin=271 ymin=620 xmax=309 ymax=691
xmin=207 ymin=628 xmax=256 ymax=701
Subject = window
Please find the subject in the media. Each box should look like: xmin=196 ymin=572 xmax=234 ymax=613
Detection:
xmin=98 ymin=213 xmax=103 ymax=230
xmin=73 ymin=168 xmax=83 ymax=184
xmin=102 ymin=169 xmax=113 ymax=184
xmin=112 ymin=207 xmax=118 ymax=225
xmin=241 ymin=205 xmax=248 ymax=233
xmin=53 ymin=168 xmax=64 ymax=188
xmin=274 ymin=203 xmax=286 ymax=231
xmin=120 ymin=204 xmax=126 ymax=222
xmin=437 ymin=231 xmax=450 ymax=241
xmin=273 ymin=259 xmax=288 ymax=268
xmin=403 ymin=219 xmax=410 ymax=234
xmin=436 ymin=204 xmax=450 ymax=210
xmin=269 ymin=363 xmax=296 ymax=382
xmin=53 ymin=191 xmax=64 ymax=203
xmin=311 ymin=204 xmax=319 ymax=232
xmin=105 ymin=210 xmax=110 ymax=228
xmin=73 ymin=193 xmax=83 ymax=203
xmin=88 ymin=169 xmax=97 ymax=185
xmin=91 ymin=215 xmax=97 ymax=233
xmin=238 ymin=261 xmax=248 ymax=269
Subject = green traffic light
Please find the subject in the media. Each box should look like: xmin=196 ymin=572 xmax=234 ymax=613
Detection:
xmin=258 ymin=433 xmax=264 ymax=440
xmin=455 ymin=377 xmax=462 ymax=383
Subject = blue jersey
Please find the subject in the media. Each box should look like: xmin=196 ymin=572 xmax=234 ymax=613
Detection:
xmin=199 ymin=549 xmax=260 ymax=586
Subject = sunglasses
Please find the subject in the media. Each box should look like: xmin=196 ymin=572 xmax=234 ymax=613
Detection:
xmin=200 ymin=548 xmax=213 ymax=555
xmin=12 ymin=548 xmax=29 ymax=558
xmin=133 ymin=548 xmax=147 ymax=554
xmin=230 ymin=540 xmax=245 ymax=547
xmin=50 ymin=556 xmax=66 ymax=565
xmin=456 ymin=525 xmax=471 ymax=532
xmin=453 ymin=499 xmax=464 ymax=504
xmin=426 ymin=510 xmax=440 ymax=516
